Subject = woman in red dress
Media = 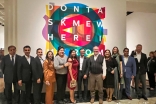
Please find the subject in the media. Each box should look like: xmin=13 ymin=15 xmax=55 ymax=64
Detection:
xmin=67 ymin=49 xmax=79 ymax=103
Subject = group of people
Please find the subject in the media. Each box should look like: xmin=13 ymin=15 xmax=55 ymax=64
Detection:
xmin=0 ymin=44 xmax=156 ymax=104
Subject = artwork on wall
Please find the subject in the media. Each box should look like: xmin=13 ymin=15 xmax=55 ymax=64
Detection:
xmin=42 ymin=2 xmax=107 ymax=56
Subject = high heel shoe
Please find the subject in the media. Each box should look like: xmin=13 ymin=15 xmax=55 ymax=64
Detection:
xmin=70 ymin=99 xmax=76 ymax=104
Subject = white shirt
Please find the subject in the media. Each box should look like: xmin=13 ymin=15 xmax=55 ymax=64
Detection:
xmin=136 ymin=52 xmax=141 ymax=63
xmin=94 ymin=54 xmax=99 ymax=61
xmin=9 ymin=54 xmax=16 ymax=64
xmin=25 ymin=55 xmax=30 ymax=64
xmin=102 ymin=58 xmax=106 ymax=76
xmin=79 ymin=56 xmax=84 ymax=70
xmin=124 ymin=56 xmax=129 ymax=72
xmin=39 ymin=57 xmax=44 ymax=66
xmin=124 ymin=56 xmax=129 ymax=65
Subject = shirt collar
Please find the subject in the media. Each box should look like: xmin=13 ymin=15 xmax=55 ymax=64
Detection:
xmin=94 ymin=54 xmax=99 ymax=57
xmin=9 ymin=54 xmax=16 ymax=58
xmin=25 ymin=55 xmax=30 ymax=59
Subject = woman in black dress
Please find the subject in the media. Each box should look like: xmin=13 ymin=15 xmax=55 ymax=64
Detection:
xmin=104 ymin=49 xmax=118 ymax=102
xmin=147 ymin=51 xmax=156 ymax=90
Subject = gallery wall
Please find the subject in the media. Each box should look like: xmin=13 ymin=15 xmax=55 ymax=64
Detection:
xmin=126 ymin=12 xmax=156 ymax=55
xmin=17 ymin=0 xmax=126 ymax=57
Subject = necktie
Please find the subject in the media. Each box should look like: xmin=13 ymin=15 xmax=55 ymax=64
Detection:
xmin=12 ymin=55 xmax=14 ymax=65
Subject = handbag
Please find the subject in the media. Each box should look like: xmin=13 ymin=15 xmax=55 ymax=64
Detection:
xmin=70 ymin=80 xmax=77 ymax=88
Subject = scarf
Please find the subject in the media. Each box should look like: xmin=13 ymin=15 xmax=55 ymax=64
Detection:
xmin=112 ymin=54 xmax=121 ymax=73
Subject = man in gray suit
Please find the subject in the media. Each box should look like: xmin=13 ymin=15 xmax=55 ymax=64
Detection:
xmin=122 ymin=48 xmax=136 ymax=100
xmin=1 ymin=45 xmax=21 ymax=104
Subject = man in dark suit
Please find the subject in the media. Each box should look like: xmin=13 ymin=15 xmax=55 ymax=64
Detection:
xmin=1 ymin=45 xmax=21 ymax=104
xmin=77 ymin=48 xmax=88 ymax=102
xmin=0 ymin=48 xmax=4 ymax=78
xmin=17 ymin=45 xmax=37 ymax=104
xmin=33 ymin=48 xmax=44 ymax=104
xmin=131 ymin=44 xmax=148 ymax=100
xmin=122 ymin=48 xmax=136 ymax=100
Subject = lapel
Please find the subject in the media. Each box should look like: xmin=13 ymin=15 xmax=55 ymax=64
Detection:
xmin=36 ymin=56 xmax=42 ymax=67
xmin=140 ymin=53 xmax=143 ymax=63
xmin=7 ymin=54 xmax=12 ymax=65
xmin=23 ymin=55 xmax=30 ymax=65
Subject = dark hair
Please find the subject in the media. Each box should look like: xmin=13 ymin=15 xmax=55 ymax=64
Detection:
xmin=67 ymin=49 xmax=77 ymax=61
xmin=46 ymin=51 xmax=54 ymax=61
xmin=123 ymin=48 xmax=129 ymax=52
xmin=112 ymin=46 xmax=120 ymax=55
xmin=23 ymin=45 xmax=31 ymax=50
xmin=136 ymin=44 xmax=142 ymax=47
xmin=36 ymin=48 xmax=42 ymax=53
xmin=56 ymin=46 xmax=64 ymax=56
xmin=79 ymin=48 xmax=85 ymax=52
xmin=8 ymin=45 xmax=16 ymax=50
xmin=155 ymin=50 xmax=156 ymax=52
xmin=104 ymin=49 xmax=112 ymax=59
xmin=149 ymin=51 xmax=154 ymax=56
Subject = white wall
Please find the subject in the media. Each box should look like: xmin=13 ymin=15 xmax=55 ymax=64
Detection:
xmin=17 ymin=0 xmax=126 ymax=57
xmin=127 ymin=12 xmax=156 ymax=56
xmin=0 ymin=26 xmax=4 ymax=48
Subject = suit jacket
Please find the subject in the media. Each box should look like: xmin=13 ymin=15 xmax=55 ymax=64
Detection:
xmin=122 ymin=56 xmax=136 ymax=78
xmin=147 ymin=57 xmax=156 ymax=73
xmin=1 ymin=54 xmax=21 ymax=83
xmin=131 ymin=51 xmax=147 ymax=74
xmin=34 ymin=56 xmax=43 ymax=81
xmin=77 ymin=56 xmax=88 ymax=75
xmin=17 ymin=55 xmax=37 ymax=82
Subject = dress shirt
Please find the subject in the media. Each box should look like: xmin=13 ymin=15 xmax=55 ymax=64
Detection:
xmin=124 ymin=56 xmax=129 ymax=72
xmin=136 ymin=52 xmax=141 ymax=63
xmin=94 ymin=54 xmax=99 ymax=61
xmin=39 ymin=57 xmax=44 ymax=66
xmin=9 ymin=54 xmax=16 ymax=64
xmin=79 ymin=56 xmax=84 ymax=70
xmin=25 ymin=55 xmax=30 ymax=64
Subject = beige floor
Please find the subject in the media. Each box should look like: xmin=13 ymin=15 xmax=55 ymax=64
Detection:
xmin=75 ymin=97 xmax=156 ymax=104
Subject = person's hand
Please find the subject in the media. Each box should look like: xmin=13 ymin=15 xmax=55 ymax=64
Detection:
xmin=83 ymin=75 xmax=87 ymax=79
xmin=102 ymin=75 xmax=106 ymax=80
xmin=37 ymin=78 xmax=41 ymax=83
xmin=18 ymin=80 xmax=22 ymax=86
xmin=131 ymin=75 xmax=134 ymax=79
xmin=45 ymin=81 xmax=50 ymax=86
xmin=120 ymin=73 xmax=123 ymax=78
xmin=154 ymin=73 xmax=156 ymax=76
xmin=64 ymin=63 xmax=69 ymax=67
xmin=111 ymin=70 xmax=114 ymax=74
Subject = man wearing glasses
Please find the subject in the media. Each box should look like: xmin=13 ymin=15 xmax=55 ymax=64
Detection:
xmin=86 ymin=46 xmax=106 ymax=104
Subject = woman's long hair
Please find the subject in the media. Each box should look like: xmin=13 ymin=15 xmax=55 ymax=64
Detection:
xmin=112 ymin=46 xmax=120 ymax=55
xmin=67 ymin=49 xmax=77 ymax=61
xmin=45 ymin=51 xmax=54 ymax=63
xmin=55 ymin=46 xmax=64 ymax=56
xmin=104 ymin=49 xmax=112 ymax=61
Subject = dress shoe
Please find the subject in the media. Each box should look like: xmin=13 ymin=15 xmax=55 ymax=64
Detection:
xmin=142 ymin=95 xmax=148 ymax=100
xmin=127 ymin=96 xmax=132 ymax=100
xmin=90 ymin=98 xmax=94 ymax=103
xmin=137 ymin=95 xmax=141 ymax=99
xmin=78 ymin=98 xmax=84 ymax=102
xmin=63 ymin=99 xmax=68 ymax=103
xmin=83 ymin=98 xmax=88 ymax=102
